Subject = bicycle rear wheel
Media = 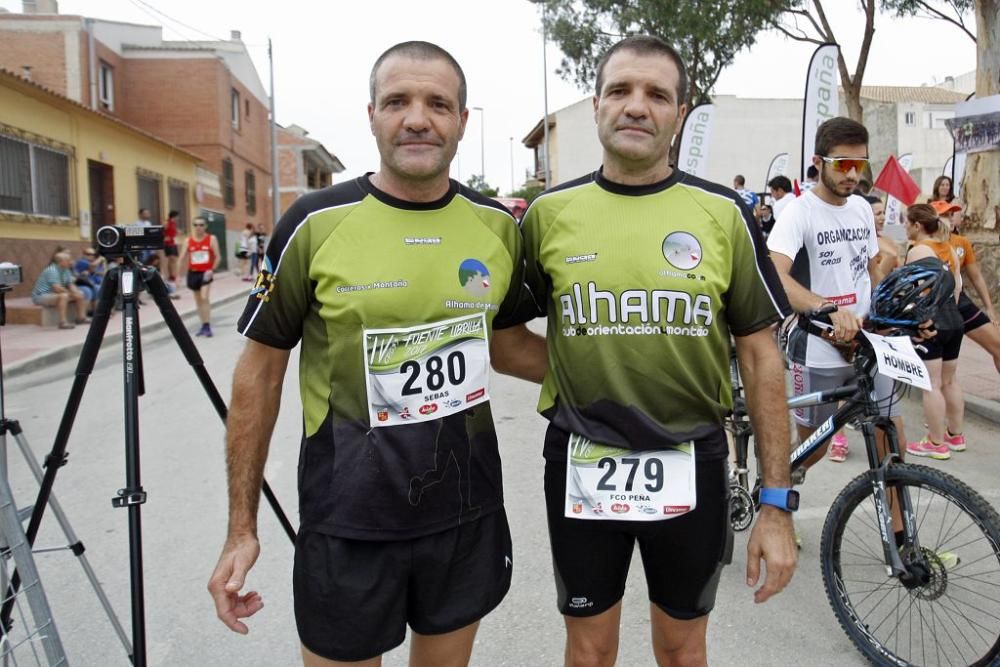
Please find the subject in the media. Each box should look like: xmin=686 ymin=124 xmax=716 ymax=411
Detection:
xmin=821 ymin=464 xmax=1000 ymax=666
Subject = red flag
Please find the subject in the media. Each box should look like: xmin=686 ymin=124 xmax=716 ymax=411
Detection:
xmin=793 ymin=179 xmax=801 ymax=196
xmin=874 ymin=155 xmax=921 ymax=205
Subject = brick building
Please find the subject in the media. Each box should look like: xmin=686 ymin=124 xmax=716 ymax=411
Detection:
xmin=0 ymin=4 xmax=273 ymax=253
xmin=276 ymin=124 xmax=345 ymax=215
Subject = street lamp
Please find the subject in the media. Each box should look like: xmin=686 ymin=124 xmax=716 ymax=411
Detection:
xmin=472 ymin=106 xmax=485 ymax=183
xmin=509 ymin=136 xmax=515 ymax=194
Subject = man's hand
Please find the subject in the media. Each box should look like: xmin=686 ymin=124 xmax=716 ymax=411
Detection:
xmin=203 ymin=269 xmax=214 ymax=284
xmin=826 ymin=308 xmax=862 ymax=343
xmin=207 ymin=533 xmax=263 ymax=634
xmin=746 ymin=506 xmax=797 ymax=603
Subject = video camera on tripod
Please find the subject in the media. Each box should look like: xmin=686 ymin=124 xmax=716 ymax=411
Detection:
xmin=95 ymin=224 xmax=164 ymax=258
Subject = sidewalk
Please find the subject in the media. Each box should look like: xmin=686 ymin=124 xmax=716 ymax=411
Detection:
xmin=1 ymin=270 xmax=252 ymax=379
xmin=2 ymin=274 xmax=998 ymax=422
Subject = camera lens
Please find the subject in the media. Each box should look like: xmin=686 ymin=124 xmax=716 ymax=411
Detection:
xmin=96 ymin=226 xmax=121 ymax=249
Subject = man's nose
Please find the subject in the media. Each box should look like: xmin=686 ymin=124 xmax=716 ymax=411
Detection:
xmin=403 ymin=102 xmax=431 ymax=131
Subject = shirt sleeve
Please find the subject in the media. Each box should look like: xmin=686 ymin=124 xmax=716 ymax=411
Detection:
xmin=766 ymin=199 xmax=806 ymax=262
xmin=491 ymin=214 xmax=540 ymax=329
xmin=727 ymin=202 xmax=791 ymax=335
xmin=236 ymin=200 xmax=315 ymax=349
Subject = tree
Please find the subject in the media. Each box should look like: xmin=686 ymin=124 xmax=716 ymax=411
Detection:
xmin=962 ymin=0 xmax=999 ymax=228
xmin=509 ymin=183 xmax=544 ymax=203
xmin=884 ymin=0 xmax=996 ymax=228
xmin=537 ymin=0 xmax=786 ymax=107
xmin=466 ymin=174 xmax=499 ymax=196
xmin=769 ymin=0 xmax=876 ymax=122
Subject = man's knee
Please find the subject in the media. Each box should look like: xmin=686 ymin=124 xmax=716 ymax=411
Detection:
xmin=652 ymin=646 xmax=708 ymax=667
xmin=565 ymin=640 xmax=618 ymax=667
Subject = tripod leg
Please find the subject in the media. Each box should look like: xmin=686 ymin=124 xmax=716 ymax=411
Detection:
xmin=139 ymin=267 xmax=297 ymax=542
xmin=1 ymin=267 xmax=121 ymax=628
xmin=8 ymin=421 xmax=132 ymax=654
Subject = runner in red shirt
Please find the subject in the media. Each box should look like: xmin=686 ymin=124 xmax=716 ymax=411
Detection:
xmin=164 ymin=210 xmax=180 ymax=287
xmin=178 ymin=216 xmax=221 ymax=337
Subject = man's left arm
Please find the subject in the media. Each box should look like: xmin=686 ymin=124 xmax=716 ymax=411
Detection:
xmin=735 ymin=327 xmax=797 ymax=603
xmin=211 ymin=235 xmax=222 ymax=271
xmin=491 ymin=323 xmax=546 ymax=383
xmin=868 ymin=254 xmax=887 ymax=288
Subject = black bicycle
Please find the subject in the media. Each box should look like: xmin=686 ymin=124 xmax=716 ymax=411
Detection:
xmin=725 ymin=310 xmax=1000 ymax=666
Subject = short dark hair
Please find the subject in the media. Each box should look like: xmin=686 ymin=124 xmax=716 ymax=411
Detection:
xmin=806 ymin=165 xmax=818 ymax=179
xmin=138 ymin=208 xmax=149 ymax=216
xmin=768 ymin=176 xmax=792 ymax=193
xmin=814 ymin=117 xmax=868 ymax=156
xmin=734 ymin=174 xmax=746 ymax=187
xmin=862 ymin=194 xmax=881 ymax=205
xmin=370 ymin=41 xmax=467 ymax=110
xmin=595 ymin=35 xmax=688 ymax=103
xmin=168 ymin=209 xmax=179 ymax=218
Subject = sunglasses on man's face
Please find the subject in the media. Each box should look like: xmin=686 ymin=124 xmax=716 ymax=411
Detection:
xmin=818 ymin=156 xmax=869 ymax=173
xmin=193 ymin=223 xmax=206 ymax=228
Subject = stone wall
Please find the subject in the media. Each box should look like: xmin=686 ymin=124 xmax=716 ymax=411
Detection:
xmin=969 ymin=236 xmax=1000 ymax=313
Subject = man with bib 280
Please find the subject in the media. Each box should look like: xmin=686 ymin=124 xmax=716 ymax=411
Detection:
xmin=493 ymin=36 xmax=797 ymax=667
xmin=207 ymin=42 xmax=528 ymax=666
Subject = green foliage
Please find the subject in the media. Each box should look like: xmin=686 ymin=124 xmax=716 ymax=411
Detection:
xmin=466 ymin=174 xmax=499 ymax=197
xmin=509 ymin=183 xmax=544 ymax=203
xmin=537 ymin=0 xmax=788 ymax=106
xmin=882 ymin=0 xmax=976 ymax=41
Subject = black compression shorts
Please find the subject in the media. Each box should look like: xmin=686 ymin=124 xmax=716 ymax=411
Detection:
xmin=959 ymin=296 xmax=990 ymax=333
xmin=543 ymin=426 xmax=733 ymax=620
xmin=293 ymin=509 xmax=512 ymax=662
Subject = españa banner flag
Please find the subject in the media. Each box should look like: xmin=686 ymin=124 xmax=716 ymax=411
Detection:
xmin=677 ymin=103 xmax=714 ymax=178
xmin=801 ymin=43 xmax=840 ymax=180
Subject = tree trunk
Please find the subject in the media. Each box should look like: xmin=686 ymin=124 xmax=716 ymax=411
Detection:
xmin=844 ymin=88 xmax=864 ymax=122
xmin=962 ymin=0 xmax=999 ymax=229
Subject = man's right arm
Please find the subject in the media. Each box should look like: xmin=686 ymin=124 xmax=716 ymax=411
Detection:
xmin=771 ymin=252 xmax=862 ymax=342
xmin=208 ymin=339 xmax=290 ymax=634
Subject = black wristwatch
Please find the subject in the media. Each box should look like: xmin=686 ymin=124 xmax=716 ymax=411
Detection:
xmin=759 ymin=487 xmax=800 ymax=512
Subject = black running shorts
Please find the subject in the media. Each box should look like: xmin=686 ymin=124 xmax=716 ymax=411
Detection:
xmin=544 ymin=433 xmax=732 ymax=620
xmin=186 ymin=270 xmax=207 ymax=291
xmin=959 ymin=296 xmax=990 ymax=334
xmin=915 ymin=328 xmax=963 ymax=362
xmin=293 ymin=509 xmax=512 ymax=662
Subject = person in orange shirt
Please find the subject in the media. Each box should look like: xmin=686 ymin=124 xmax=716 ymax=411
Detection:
xmin=903 ymin=204 xmax=964 ymax=459
xmin=932 ymin=200 xmax=1000 ymax=377
xmin=178 ymin=216 xmax=221 ymax=337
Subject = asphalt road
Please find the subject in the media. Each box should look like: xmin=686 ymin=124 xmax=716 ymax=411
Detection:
xmin=2 ymin=298 xmax=998 ymax=666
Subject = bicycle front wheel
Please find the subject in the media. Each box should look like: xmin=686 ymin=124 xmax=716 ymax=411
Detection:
xmin=821 ymin=464 xmax=1000 ymax=666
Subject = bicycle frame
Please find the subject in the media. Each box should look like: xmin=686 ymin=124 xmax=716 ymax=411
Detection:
xmin=729 ymin=333 xmax=922 ymax=577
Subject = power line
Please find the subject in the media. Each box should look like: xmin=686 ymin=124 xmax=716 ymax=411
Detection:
xmin=128 ymin=0 xmax=227 ymax=43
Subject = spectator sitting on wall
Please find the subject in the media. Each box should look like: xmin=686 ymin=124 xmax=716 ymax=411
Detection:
xmin=32 ymin=251 xmax=90 ymax=329
xmin=73 ymin=247 xmax=105 ymax=314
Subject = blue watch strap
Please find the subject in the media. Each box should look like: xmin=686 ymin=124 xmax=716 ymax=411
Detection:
xmin=759 ymin=487 xmax=797 ymax=511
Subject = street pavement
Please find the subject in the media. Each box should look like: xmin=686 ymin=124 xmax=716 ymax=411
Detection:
xmin=0 ymin=281 xmax=998 ymax=665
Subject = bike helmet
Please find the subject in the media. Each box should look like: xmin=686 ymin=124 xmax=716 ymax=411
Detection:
xmin=869 ymin=259 xmax=951 ymax=329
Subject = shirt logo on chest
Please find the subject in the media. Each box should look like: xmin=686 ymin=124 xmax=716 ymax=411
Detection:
xmin=662 ymin=232 xmax=702 ymax=271
xmin=458 ymin=258 xmax=491 ymax=297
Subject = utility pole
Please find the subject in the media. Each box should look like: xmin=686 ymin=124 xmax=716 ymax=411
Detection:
xmin=269 ymin=38 xmax=280 ymax=226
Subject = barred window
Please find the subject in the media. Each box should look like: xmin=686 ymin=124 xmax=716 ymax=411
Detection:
xmin=245 ymin=170 xmax=256 ymax=215
xmin=222 ymin=158 xmax=235 ymax=208
xmin=0 ymin=134 xmax=70 ymax=217
xmin=137 ymin=174 xmax=161 ymax=223
xmin=168 ymin=182 xmax=189 ymax=233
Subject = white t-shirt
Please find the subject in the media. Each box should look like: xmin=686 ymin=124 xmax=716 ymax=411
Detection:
xmin=771 ymin=192 xmax=797 ymax=220
xmin=767 ymin=191 xmax=878 ymax=368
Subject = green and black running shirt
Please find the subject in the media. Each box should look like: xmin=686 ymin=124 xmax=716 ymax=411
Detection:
xmin=237 ymin=175 xmax=525 ymax=540
xmin=519 ymin=168 xmax=790 ymax=461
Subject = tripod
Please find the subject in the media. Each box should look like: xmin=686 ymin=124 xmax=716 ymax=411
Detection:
xmin=1 ymin=258 xmax=295 ymax=666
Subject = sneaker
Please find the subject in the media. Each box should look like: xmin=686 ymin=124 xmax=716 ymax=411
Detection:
xmin=195 ymin=324 xmax=206 ymax=337
xmin=828 ymin=433 xmax=849 ymax=462
xmin=907 ymin=437 xmax=951 ymax=460
xmin=945 ymin=432 xmax=966 ymax=452
xmin=203 ymin=324 xmax=213 ymax=338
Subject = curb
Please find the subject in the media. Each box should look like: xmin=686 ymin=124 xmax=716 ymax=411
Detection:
xmin=965 ymin=394 xmax=1000 ymax=425
xmin=3 ymin=289 xmax=249 ymax=380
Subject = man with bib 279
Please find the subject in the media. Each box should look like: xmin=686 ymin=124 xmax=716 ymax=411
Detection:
xmin=493 ymin=36 xmax=797 ymax=667
xmin=207 ymin=41 xmax=529 ymax=666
